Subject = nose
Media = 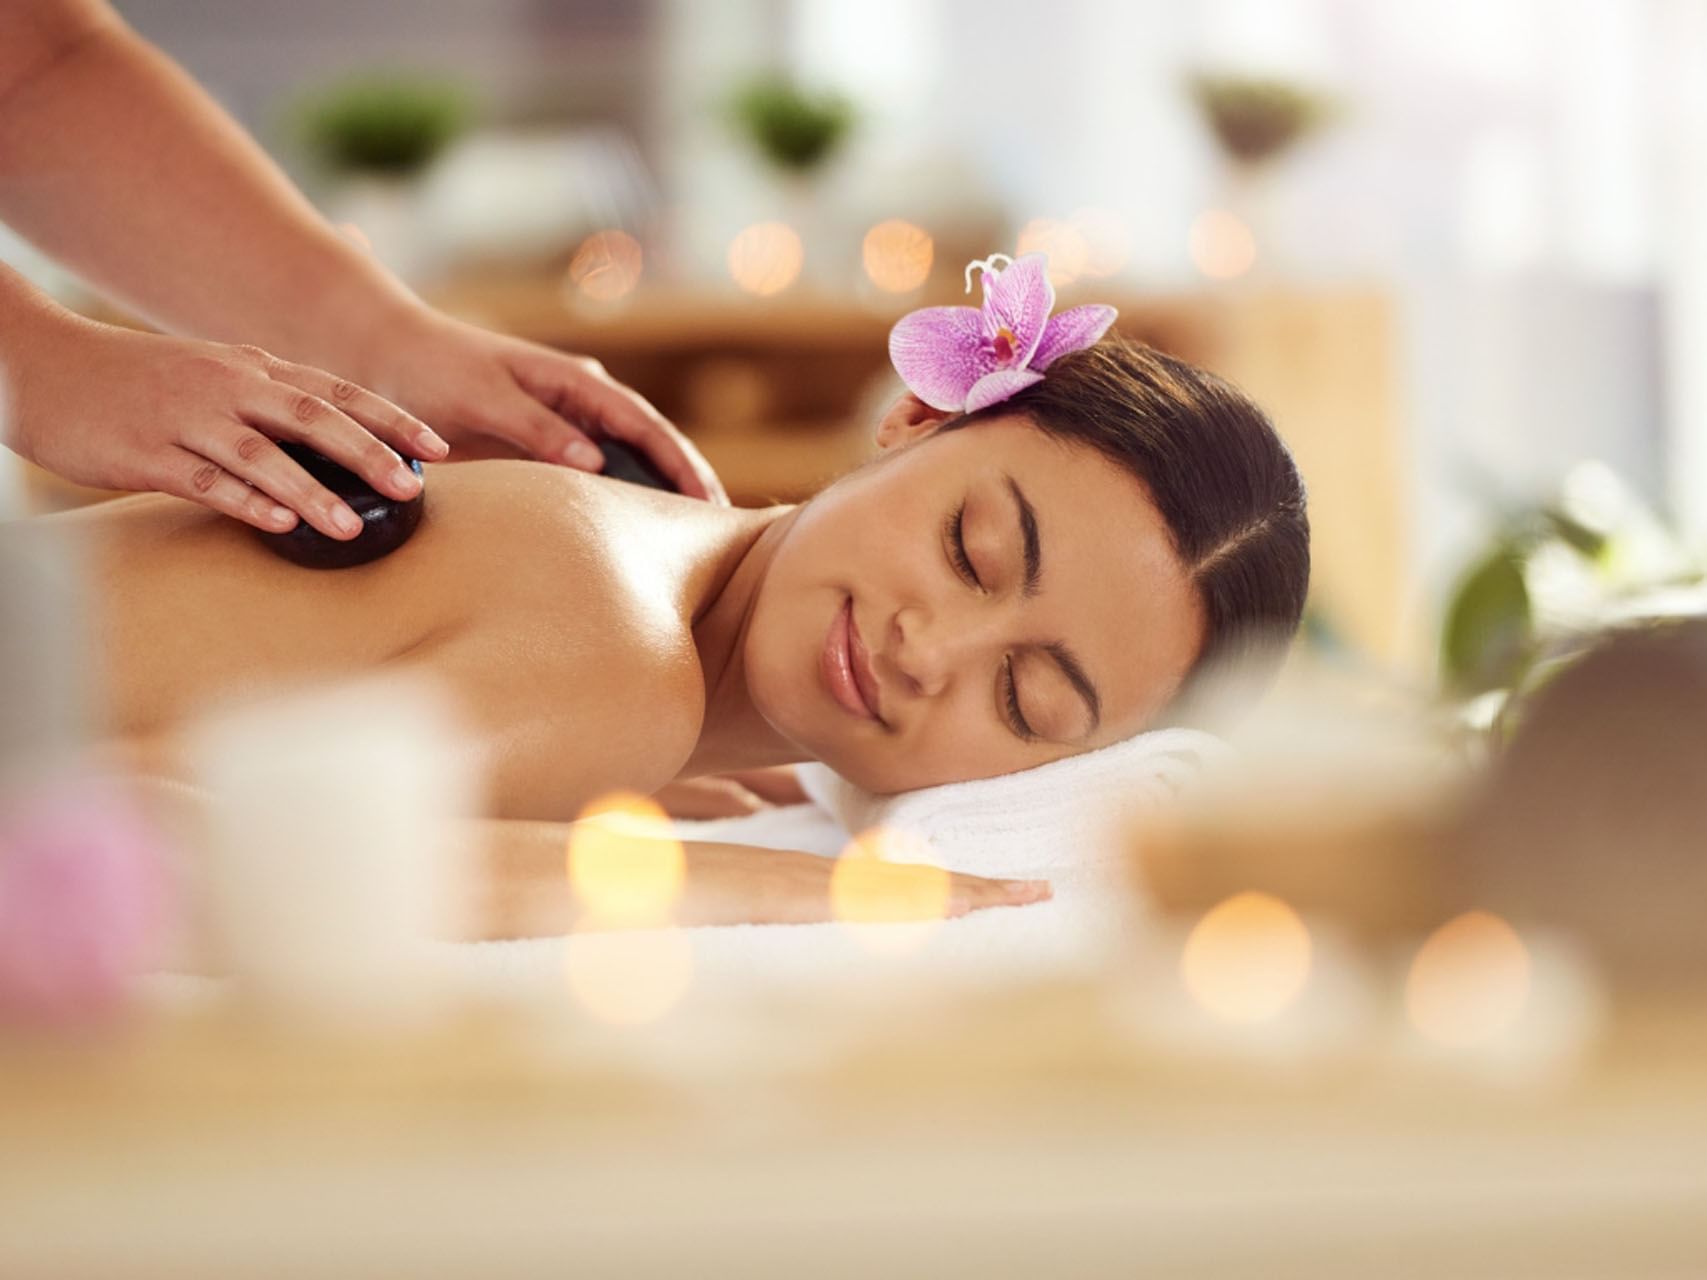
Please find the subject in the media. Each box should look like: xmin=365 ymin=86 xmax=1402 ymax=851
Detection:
xmin=887 ymin=602 xmax=993 ymax=700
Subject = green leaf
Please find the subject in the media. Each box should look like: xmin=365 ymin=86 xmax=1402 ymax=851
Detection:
xmin=1441 ymin=546 xmax=1534 ymax=696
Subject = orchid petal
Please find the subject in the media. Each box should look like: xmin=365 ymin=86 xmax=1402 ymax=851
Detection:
xmin=1031 ymin=304 xmax=1119 ymax=370
xmin=980 ymin=253 xmax=1055 ymax=365
xmin=888 ymin=306 xmax=997 ymax=411
xmin=963 ymin=367 xmax=1046 ymax=414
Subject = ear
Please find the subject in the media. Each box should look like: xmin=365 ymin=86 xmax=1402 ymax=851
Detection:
xmin=874 ymin=393 xmax=954 ymax=452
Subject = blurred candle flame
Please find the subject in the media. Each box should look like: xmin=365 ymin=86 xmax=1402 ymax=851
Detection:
xmin=862 ymin=219 xmax=934 ymax=293
xmin=728 ymin=221 xmax=804 ymax=296
xmin=1069 ymin=207 xmax=1131 ymax=278
xmin=1180 ymin=891 xmax=1312 ymax=1024
xmin=564 ymin=929 xmax=694 ymax=1026
xmin=563 ymin=792 xmax=691 ymax=1024
xmin=1189 ymin=209 xmax=1257 ymax=280
xmin=566 ymin=792 xmax=684 ymax=926
xmin=831 ymin=827 xmax=951 ymax=954
xmin=566 ymin=229 xmax=644 ymax=303
xmin=1406 ymin=910 xmax=1532 ymax=1048
xmin=1016 ymin=217 xmax=1090 ymax=286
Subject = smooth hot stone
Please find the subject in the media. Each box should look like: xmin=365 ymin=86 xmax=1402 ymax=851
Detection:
xmin=257 ymin=443 xmax=426 ymax=570
xmin=594 ymin=437 xmax=675 ymax=492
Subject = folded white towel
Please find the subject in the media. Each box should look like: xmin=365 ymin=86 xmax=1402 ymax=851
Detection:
xmin=792 ymin=728 xmax=1231 ymax=883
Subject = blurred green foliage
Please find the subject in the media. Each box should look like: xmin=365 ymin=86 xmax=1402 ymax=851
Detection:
xmin=729 ymin=76 xmax=854 ymax=174
xmin=297 ymin=75 xmax=472 ymax=177
xmin=1188 ymin=74 xmax=1337 ymax=167
xmin=1441 ymin=545 xmax=1532 ymax=697
xmin=1439 ymin=466 xmax=1704 ymax=742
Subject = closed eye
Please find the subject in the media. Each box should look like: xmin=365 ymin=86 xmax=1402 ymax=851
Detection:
xmin=1004 ymin=655 xmax=1037 ymax=741
xmin=944 ymin=501 xmax=982 ymax=588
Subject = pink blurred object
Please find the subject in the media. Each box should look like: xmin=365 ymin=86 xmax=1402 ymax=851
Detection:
xmin=0 ymin=778 xmax=172 ymax=1027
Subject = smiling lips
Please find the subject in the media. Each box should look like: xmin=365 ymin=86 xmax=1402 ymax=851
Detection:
xmin=822 ymin=596 xmax=883 ymax=723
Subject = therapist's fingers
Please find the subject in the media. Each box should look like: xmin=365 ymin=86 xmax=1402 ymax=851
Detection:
xmin=483 ymin=389 xmax=608 ymax=473
xmin=508 ymin=350 xmax=728 ymax=503
xmin=153 ymin=446 xmax=300 ymax=535
xmin=238 ymin=376 xmax=425 ymax=509
xmin=263 ymin=358 xmax=450 ymax=468
xmin=185 ymin=422 xmax=366 ymax=540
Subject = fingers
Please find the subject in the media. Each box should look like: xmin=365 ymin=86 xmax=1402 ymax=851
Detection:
xmin=652 ymin=779 xmax=769 ymax=821
xmin=472 ymin=390 xmax=606 ymax=472
xmin=266 ymin=359 xmax=450 ymax=469
xmin=187 ymin=423 xmax=364 ymax=540
xmin=153 ymin=446 xmax=300 ymax=535
xmin=947 ymin=874 xmax=1053 ymax=917
xmin=568 ymin=376 xmax=725 ymax=503
xmin=510 ymin=351 xmax=729 ymax=503
xmin=240 ymin=376 xmax=425 ymax=511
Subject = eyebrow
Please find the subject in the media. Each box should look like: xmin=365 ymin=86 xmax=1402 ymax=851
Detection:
xmin=1003 ymin=474 xmax=1102 ymax=737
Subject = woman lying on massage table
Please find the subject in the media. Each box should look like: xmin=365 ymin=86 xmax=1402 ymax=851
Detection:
xmin=49 ymin=263 xmax=1310 ymax=940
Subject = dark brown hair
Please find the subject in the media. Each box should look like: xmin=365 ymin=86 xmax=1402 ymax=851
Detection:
xmin=950 ymin=334 xmax=1310 ymax=707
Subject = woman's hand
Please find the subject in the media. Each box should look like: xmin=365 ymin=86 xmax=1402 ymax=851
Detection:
xmin=678 ymin=843 xmax=1052 ymax=928
xmin=4 ymin=309 xmax=448 ymax=539
xmin=357 ymin=308 xmax=727 ymax=503
xmin=653 ymin=767 xmax=810 ymax=820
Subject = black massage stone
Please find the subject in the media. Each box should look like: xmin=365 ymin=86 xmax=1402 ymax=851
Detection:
xmin=256 ymin=437 xmax=676 ymax=570
xmin=257 ymin=442 xmax=426 ymax=570
xmin=595 ymin=437 xmax=675 ymax=492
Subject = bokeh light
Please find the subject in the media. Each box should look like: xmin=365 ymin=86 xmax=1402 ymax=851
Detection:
xmin=1015 ymin=217 xmax=1090 ymax=286
xmin=727 ymin=221 xmax=804 ymax=296
xmin=566 ymin=229 xmax=644 ymax=303
xmin=1069 ymin=206 xmax=1131 ymax=278
xmin=861 ymin=218 xmax=934 ymax=293
xmin=1406 ymin=910 xmax=1532 ymax=1048
xmin=1180 ymin=891 xmax=1313 ymax=1024
xmin=566 ymin=791 xmax=684 ymax=926
xmin=564 ymin=928 xmax=693 ymax=1026
xmin=831 ymin=827 xmax=951 ymax=953
xmin=1188 ymin=209 xmax=1258 ymax=280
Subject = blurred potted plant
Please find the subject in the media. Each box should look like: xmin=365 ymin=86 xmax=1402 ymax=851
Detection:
xmin=1439 ymin=461 xmax=1706 ymax=746
xmin=1186 ymin=73 xmax=1338 ymax=277
xmin=727 ymin=75 xmax=855 ymax=283
xmin=294 ymin=74 xmax=473 ymax=280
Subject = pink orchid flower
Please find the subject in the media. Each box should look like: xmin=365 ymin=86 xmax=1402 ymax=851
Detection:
xmin=888 ymin=252 xmax=1118 ymax=414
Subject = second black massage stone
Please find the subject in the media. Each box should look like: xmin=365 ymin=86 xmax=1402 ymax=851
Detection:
xmin=257 ymin=442 xmax=426 ymax=570
xmin=595 ymin=437 xmax=675 ymax=492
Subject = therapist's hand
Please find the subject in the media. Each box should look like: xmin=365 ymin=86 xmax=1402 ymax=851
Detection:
xmin=361 ymin=309 xmax=728 ymax=504
xmin=5 ymin=314 xmax=449 ymax=538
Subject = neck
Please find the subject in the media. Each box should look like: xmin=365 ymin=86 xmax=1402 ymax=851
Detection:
xmin=679 ymin=503 xmax=806 ymax=778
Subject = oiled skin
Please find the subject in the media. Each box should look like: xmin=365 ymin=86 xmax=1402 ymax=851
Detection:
xmin=60 ymin=461 xmax=751 ymax=820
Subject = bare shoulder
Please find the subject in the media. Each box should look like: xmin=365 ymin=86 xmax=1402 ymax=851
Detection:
xmin=418 ymin=463 xmax=711 ymax=820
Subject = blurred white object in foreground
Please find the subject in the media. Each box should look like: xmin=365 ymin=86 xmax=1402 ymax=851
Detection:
xmin=186 ymin=675 xmax=477 ymax=1028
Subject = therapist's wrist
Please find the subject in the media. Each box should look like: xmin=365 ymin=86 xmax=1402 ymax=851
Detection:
xmin=249 ymin=225 xmax=435 ymax=393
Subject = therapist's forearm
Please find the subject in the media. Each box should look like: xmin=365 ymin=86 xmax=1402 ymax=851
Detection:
xmin=0 ymin=0 xmax=426 ymax=378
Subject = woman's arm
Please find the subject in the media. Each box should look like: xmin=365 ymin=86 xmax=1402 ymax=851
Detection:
xmin=0 ymin=0 xmax=417 ymax=377
xmin=122 ymin=775 xmax=1049 ymax=964
xmin=476 ymin=819 xmax=1051 ymax=941
xmin=0 ymin=1 xmax=724 ymax=497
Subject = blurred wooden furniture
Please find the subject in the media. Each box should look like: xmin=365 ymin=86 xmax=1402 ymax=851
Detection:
xmin=432 ymin=279 xmax=1412 ymax=665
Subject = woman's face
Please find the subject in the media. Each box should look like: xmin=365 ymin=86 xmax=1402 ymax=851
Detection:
xmin=742 ymin=409 xmax=1205 ymax=793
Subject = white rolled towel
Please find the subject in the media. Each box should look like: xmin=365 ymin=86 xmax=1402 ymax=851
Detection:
xmin=794 ymin=728 xmax=1231 ymax=883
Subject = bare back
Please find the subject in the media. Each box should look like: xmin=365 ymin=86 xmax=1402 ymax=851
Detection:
xmin=60 ymin=462 xmax=737 ymax=819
